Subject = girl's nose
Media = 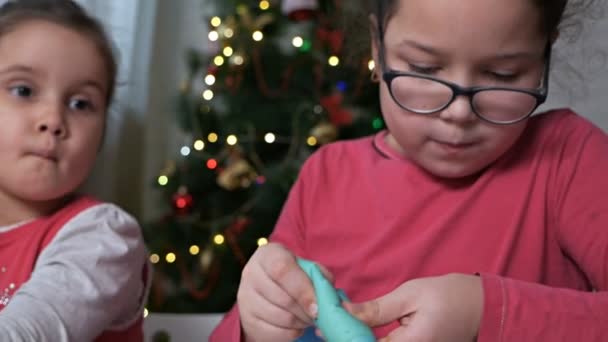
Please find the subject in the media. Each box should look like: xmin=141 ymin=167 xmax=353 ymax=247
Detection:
xmin=438 ymin=95 xmax=477 ymax=125
xmin=36 ymin=106 xmax=67 ymax=138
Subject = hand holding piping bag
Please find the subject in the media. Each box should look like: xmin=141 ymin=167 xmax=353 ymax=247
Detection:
xmin=296 ymin=258 xmax=376 ymax=342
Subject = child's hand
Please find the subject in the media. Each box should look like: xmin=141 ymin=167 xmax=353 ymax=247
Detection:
xmin=345 ymin=273 xmax=483 ymax=342
xmin=237 ymin=243 xmax=330 ymax=342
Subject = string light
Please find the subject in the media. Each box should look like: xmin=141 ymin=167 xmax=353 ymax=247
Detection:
xmin=292 ymin=36 xmax=304 ymax=48
xmin=157 ymin=176 xmax=168 ymax=186
xmin=224 ymin=28 xmax=234 ymax=38
xmin=194 ymin=140 xmax=205 ymax=151
xmin=232 ymin=55 xmax=244 ymax=65
xmin=149 ymin=254 xmax=160 ymax=264
xmin=210 ymin=16 xmax=222 ymax=27
xmin=300 ymin=40 xmax=312 ymax=52
xmin=264 ymin=133 xmax=276 ymax=143
xmin=166 ymin=253 xmax=176 ymax=263
xmin=143 ymin=308 xmax=149 ymax=318
xmin=180 ymin=146 xmax=191 ymax=156
xmin=259 ymin=0 xmax=270 ymax=10
xmin=214 ymin=56 xmax=225 ymax=66
xmin=307 ymin=136 xmax=318 ymax=146
xmin=368 ymin=60 xmax=375 ymax=71
xmin=223 ymin=46 xmax=234 ymax=57
xmin=226 ymin=135 xmax=238 ymax=145
xmin=213 ymin=234 xmax=225 ymax=245
xmin=373 ymin=117 xmax=384 ymax=130
xmin=328 ymin=56 xmax=340 ymax=66
xmin=175 ymin=197 xmax=189 ymax=209
xmin=202 ymin=89 xmax=214 ymax=101
xmin=189 ymin=245 xmax=200 ymax=255
xmin=208 ymin=133 xmax=218 ymax=143
xmin=257 ymin=238 xmax=269 ymax=246
xmin=208 ymin=31 xmax=219 ymax=42
xmin=207 ymin=159 xmax=218 ymax=170
xmin=252 ymin=31 xmax=264 ymax=41
xmin=205 ymin=74 xmax=216 ymax=86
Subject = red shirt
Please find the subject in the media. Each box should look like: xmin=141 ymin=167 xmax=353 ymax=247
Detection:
xmin=211 ymin=109 xmax=608 ymax=341
xmin=0 ymin=196 xmax=147 ymax=341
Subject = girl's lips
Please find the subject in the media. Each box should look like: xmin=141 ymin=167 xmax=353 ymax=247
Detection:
xmin=432 ymin=139 xmax=477 ymax=154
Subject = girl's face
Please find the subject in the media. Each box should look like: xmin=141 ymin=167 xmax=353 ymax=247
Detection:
xmin=0 ymin=19 xmax=109 ymax=221
xmin=372 ymin=0 xmax=547 ymax=178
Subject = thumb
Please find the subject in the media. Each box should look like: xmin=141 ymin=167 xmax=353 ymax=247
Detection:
xmin=344 ymin=288 xmax=416 ymax=327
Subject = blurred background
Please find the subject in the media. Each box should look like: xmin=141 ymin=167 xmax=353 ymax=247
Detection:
xmin=36 ymin=0 xmax=608 ymax=340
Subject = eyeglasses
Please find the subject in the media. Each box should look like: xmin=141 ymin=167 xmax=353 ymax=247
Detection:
xmin=382 ymin=67 xmax=549 ymax=125
xmin=374 ymin=2 xmax=551 ymax=125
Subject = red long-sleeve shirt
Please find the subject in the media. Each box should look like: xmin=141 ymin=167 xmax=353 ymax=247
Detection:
xmin=211 ymin=108 xmax=608 ymax=341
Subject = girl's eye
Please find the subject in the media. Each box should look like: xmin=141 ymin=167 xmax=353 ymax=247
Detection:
xmin=10 ymin=85 xmax=33 ymax=98
xmin=487 ymin=71 xmax=519 ymax=82
xmin=68 ymin=98 xmax=94 ymax=111
xmin=408 ymin=64 xmax=441 ymax=75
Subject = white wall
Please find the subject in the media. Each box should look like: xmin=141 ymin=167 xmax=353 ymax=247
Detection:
xmin=541 ymin=11 xmax=608 ymax=131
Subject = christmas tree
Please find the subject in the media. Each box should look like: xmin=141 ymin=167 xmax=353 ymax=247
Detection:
xmin=143 ymin=0 xmax=382 ymax=313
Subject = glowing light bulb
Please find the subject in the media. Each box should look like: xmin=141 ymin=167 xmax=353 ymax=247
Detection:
xmin=180 ymin=146 xmax=191 ymax=156
xmin=264 ymin=133 xmax=276 ymax=143
xmin=226 ymin=135 xmax=238 ymax=145
xmin=214 ymin=56 xmax=225 ymax=66
xmin=158 ymin=176 xmax=168 ymax=186
xmin=166 ymin=253 xmax=176 ymax=263
xmin=202 ymin=89 xmax=214 ymax=101
xmin=194 ymin=140 xmax=205 ymax=151
xmin=328 ymin=56 xmax=340 ymax=66
xmin=214 ymin=234 xmax=225 ymax=245
xmin=223 ymin=46 xmax=234 ymax=57
xmin=189 ymin=245 xmax=200 ymax=255
xmin=208 ymin=31 xmax=219 ymax=41
xmin=208 ymin=133 xmax=218 ymax=143
xmin=210 ymin=16 xmax=221 ymax=27
xmin=257 ymin=237 xmax=269 ymax=246
xmin=292 ymin=36 xmax=303 ymax=48
xmin=205 ymin=74 xmax=216 ymax=86
xmin=259 ymin=0 xmax=270 ymax=10
xmin=252 ymin=31 xmax=264 ymax=41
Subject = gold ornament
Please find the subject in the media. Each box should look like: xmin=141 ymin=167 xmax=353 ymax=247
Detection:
xmin=217 ymin=159 xmax=258 ymax=191
xmin=310 ymin=121 xmax=338 ymax=145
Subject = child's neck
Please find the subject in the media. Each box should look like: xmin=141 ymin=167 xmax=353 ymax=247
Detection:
xmin=0 ymin=194 xmax=72 ymax=227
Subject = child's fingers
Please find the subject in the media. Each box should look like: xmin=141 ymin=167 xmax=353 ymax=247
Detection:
xmin=245 ymin=259 xmax=313 ymax=326
xmin=246 ymin=314 xmax=306 ymax=342
xmin=262 ymin=255 xmax=318 ymax=319
xmin=247 ymin=284 xmax=311 ymax=329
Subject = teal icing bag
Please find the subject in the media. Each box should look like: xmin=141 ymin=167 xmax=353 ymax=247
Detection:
xmin=296 ymin=258 xmax=376 ymax=342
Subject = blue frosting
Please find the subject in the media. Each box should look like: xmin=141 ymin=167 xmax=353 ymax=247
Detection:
xmin=294 ymin=258 xmax=376 ymax=342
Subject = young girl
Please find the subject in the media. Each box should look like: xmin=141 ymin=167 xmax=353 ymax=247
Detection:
xmin=212 ymin=0 xmax=608 ymax=341
xmin=0 ymin=0 xmax=149 ymax=341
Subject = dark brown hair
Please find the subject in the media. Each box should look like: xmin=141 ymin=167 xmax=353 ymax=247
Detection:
xmin=342 ymin=0 xmax=600 ymax=63
xmin=368 ymin=0 xmax=571 ymax=37
xmin=0 ymin=0 xmax=117 ymax=106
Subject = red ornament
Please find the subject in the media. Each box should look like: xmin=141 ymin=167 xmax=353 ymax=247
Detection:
xmin=172 ymin=191 xmax=193 ymax=214
xmin=288 ymin=9 xmax=317 ymax=21
xmin=316 ymin=28 xmax=344 ymax=55
xmin=282 ymin=0 xmax=319 ymax=21
xmin=320 ymin=93 xmax=353 ymax=126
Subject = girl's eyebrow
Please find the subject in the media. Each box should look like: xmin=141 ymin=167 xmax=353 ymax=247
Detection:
xmin=396 ymin=39 xmax=444 ymax=56
xmin=0 ymin=64 xmax=38 ymax=75
xmin=396 ymin=39 xmax=540 ymax=61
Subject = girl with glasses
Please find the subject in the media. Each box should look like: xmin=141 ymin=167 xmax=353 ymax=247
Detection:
xmin=212 ymin=0 xmax=607 ymax=341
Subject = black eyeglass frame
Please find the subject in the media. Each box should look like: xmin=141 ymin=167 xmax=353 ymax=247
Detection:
xmin=374 ymin=2 xmax=551 ymax=125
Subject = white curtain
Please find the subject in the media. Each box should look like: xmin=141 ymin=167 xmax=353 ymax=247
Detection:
xmin=75 ymin=0 xmax=158 ymax=216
